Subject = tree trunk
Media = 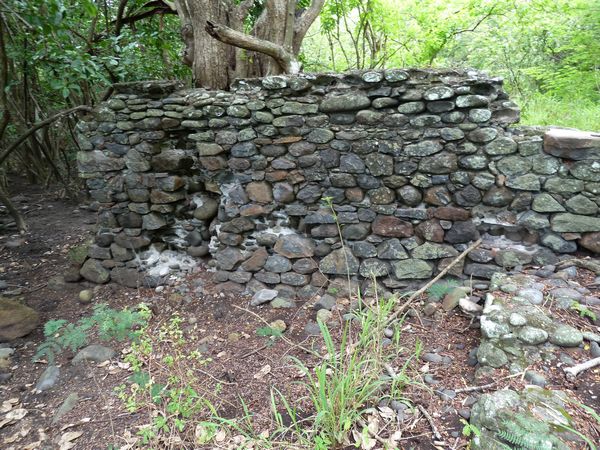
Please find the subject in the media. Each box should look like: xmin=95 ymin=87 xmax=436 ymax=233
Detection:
xmin=175 ymin=0 xmax=235 ymax=89
xmin=172 ymin=0 xmax=325 ymax=89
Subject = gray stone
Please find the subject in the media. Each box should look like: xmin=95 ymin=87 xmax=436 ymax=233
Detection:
xmin=80 ymin=259 xmax=110 ymax=284
xmin=484 ymin=136 xmax=517 ymax=154
xmin=35 ymin=365 xmax=60 ymax=392
xmin=72 ymin=345 xmax=115 ymax=364
xmin=320 ymin=93 xmax=371 ymax=112
xmin=392 ymin=259 xmax=433 ymax=279
xmin=545 ymin=177 xmax=585 ymax=195
xmin=251 ymin=289 xmax=278 ymax=306
xmin=319 ymin=248 xmax=360 ymax=275
xmin=532 ymin=194 xmax=566 ymax=213
xmin=505 ymin=174 xmax=540 ymax=191
xmin=469 ymin=128 xmax=499 ymax=144
xmin=423 ymin=86 xmax=454 ymax=100
xmin=359 ymin=259 xmax=390 ymax=278
xmin=549 ymin=325 xmax=583 ymax=347
xmin=566 ymin=194 xmax=598 ymax=215
xmin=456 ymin=95 xmax=489 ymax=108
xmin=77 ymin=151 xmax=126 ymax=173
xmin=477 ymin=342 xmax=508 ymax=368
xmin=517 ymin=288 xmax=544 ymax=305
xmin=541 ymin=233 xmax=577 ymax=253
xmin=497 ymin=155 xmax=532 ymax=176
xmin=469 ymin=109 xmax=492 ymax=122
xmin=412 ymin=242 xmax=457 ymax=259
xmin=264 ymin=255 xmax=293 ymax=273
xmin=571 ymin=160 xmax=600 ymax=181
xmin=518 ymin=326 xmax=548 ymax=345
xmin=551 ymin=213 xmax=600 ymax=232
xmin=404 ymin=140 xmax=442 ymax=156
xmin=397 ymin=102 xmax=425 ymax=114
xmin=517 ymin=211 xmax=550 ymax=230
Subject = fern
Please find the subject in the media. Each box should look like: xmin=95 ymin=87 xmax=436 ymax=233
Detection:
xmin=426 ymin=279 xmax=460 ymax=300
xmin=43 ymin=319 xmax=68 ymax=337
xmin=496 ymin=414 xmax=556 ymax=450
xmin=33 ymin=303 xmax=149 ymax=364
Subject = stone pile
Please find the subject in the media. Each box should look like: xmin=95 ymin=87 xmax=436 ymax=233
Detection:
xmin=75 ymin=70 xmax=600 ymax=290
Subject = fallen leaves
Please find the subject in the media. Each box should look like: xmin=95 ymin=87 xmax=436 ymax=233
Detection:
xmin=0 ymin=408 xmax=28 ymax=429
xmin=57 ymin=431 xmax=83 ymax=450
xmin=253 ymin=364 xmax=271 ymax=380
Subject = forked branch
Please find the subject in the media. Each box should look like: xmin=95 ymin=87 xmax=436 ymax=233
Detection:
xmin=205 ymin=20 xmax=300 ymax=74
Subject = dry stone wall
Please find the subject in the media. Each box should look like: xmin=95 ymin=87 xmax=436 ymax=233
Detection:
xmin=75 ymin=69 xmax=600 ymax=291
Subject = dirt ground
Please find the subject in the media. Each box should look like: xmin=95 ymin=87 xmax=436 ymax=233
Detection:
xmin=0 ymin=182 xmax=599 ymax=449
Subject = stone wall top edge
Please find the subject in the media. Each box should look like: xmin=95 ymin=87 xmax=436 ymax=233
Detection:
xmin=111 ymin=68 xmax=503 ymax=98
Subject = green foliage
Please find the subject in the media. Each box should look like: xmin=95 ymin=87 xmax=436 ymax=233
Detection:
xmin=426 ymin=279 xmax=460 ymax=301
xmin=116 ymin=314 xmax=212 ymax=446
xmin=496 ymin=413 xmax=562 ymax=450
xmin=256 ymin=326 xmax=283 ymax=338
xmin=289 ymin=295 xmax=409 ymax=447
xmin=460 ymin=418 xmax=481 ymax=438
xmin=33 ymin=303 xmax=149 ymax=365
xmin=570 ymin=302 xmax=598 ymax=322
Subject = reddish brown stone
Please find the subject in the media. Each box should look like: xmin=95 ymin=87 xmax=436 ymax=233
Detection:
xmin=273 ymin=136 xmax=302 ymax=144
xmin=423 ymin=186 xmax=451 ymax=206
xmin=544 ymin=128 xmax=600 ymax=160
xmin=415 ymin=220 xmax=445 ymax=242
xmin=265 ymin=170 xmax=289 ymax=182
xmin=241 ymin=247 xmax=268 ymax=272
xmin=287 ymin=171 xmax=305 ymax=184
xmin=372 ymin=215 xmax=414 ymax=238
xmin=199 ymin=156 xmax=226 ymax=171
xmin=579 ymin=232 xmax=600 ymax=254
xmin=229 ymin=158 xmax=251 ymax=170
xmin=246 ymin=181 xmax=273 ymax=203
xmin=433 ymin=207 xmax=470 ymax=221
xmin=345 ymin=187 xmax=364 ymax=202
xmin=240 ymin=204 xmax=267 ymax=217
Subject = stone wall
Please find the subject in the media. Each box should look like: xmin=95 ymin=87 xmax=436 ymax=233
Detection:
xmin=75 ymin=69 xmax=600 ymax=292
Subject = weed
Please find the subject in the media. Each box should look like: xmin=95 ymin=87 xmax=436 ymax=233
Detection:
xmin=570 ymin=302 xmax=597 ymax=322
xmin=116 ymin=313 xmax=216 ymax=448
xmin=34 ymin=303 xmax=149 ymax=365
xmin=460 ymin=418 xmax=481 ymax=438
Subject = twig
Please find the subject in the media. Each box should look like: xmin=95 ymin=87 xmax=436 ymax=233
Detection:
xmin=564 ymin=357 xmax=600 ymax=380
xmin=416 ymin=404 xmax=443 ymax=442
xmin=357 ymin=418 xmax=389 ymax=446
xmin=387 ymin=238 xmax=482 ymax=327
xmin=556 ymin=258 xmax=600 ymax=276
xmin=454 ymin=371 xmax=524 ymax=393
xmin=239 ymin=343 xmax=269 ymax=360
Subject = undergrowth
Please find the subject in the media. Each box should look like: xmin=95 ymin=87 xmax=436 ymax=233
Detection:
xmin=517 ymin=93 xmax=600 ymax=131
xmin=34 ymin=303 xmax=149 ymax=365
xmin=115 ymin=292 xmax=423 ymax=449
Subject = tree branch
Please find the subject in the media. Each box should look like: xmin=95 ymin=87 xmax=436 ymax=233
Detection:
xmin=205 ymin=20 xmax=300 ymax=74
xmin=0 ymin=105 xmax=92 ymax=167
xmin=293 ymin=0 xmax=325 ymax=52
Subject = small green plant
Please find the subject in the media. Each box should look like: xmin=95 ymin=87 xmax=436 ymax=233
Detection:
xmin=426 ymin=279 xmax=461 ymax=300
xmin=256 ymin=325 xmax=284 ymax=347
xmin=34 ymin=303 xmax=149 ymax=365
xmin=460 ymin=418 xmax=481 ymax=438
xmin=116 ymin=313 xmax=214 ymax=448
xmin=570 ymin=301 xmax=597 ymax=321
